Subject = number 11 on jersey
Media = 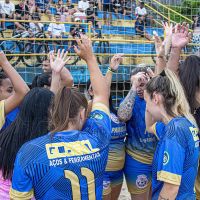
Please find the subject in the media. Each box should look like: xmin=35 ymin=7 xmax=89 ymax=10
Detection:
xmin=64 ymin=167 xmax=96 ymax=200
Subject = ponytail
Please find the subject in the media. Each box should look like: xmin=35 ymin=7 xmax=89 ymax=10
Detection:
xmin=49 ymin=87 xmax=88 ymax=133
xmin=146 ymin=69 xmax=197 ymax=126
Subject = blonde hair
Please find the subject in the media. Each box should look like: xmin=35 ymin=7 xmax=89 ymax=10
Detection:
xmin=146 ymin=69 xmax=197 ymax=127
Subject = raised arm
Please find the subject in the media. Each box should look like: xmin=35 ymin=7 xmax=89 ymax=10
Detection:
xmin=74 ymin=34 xmax=109 ymax=108
xmin=49 ymin=49 xmax=71 ymax=93
xmin=117 ymin=72 xmax=148 ymax=122
xmin=0 ymin=51 xmax=29 ymax=114
xmin=105 ymin=54 xmax=123 ymax=88
xmin=153 ymin=22 xmax=173 ymax=75
xmin=167 ymin=23 xmax=191 ymax=75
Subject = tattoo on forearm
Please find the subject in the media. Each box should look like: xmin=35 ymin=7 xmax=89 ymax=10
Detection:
xmin=117 ymin=89 xmax=136 ymax=121
xmin=159 ymin=195 xmax=169 ymax=200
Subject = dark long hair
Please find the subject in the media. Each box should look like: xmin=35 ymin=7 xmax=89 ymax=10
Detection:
xmin=31 ymin=72 xmax=52 ymax=88
xmin=179 ymin=55 xmax=200 ymax=127
xmin=179 ymin=55 xmax=200 ymax=114
xmin=0 ymin=88 xmax=54 ymax=179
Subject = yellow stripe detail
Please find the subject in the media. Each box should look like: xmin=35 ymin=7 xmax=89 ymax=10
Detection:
xmin=0 ymin=100 xmax=5 ymax=129
xmin=126 ymin=149 xmax=153 ymax=165
xmin=157 ymin=171 xmax=181 ymax=186
xmin=10 ymin=188 xmax=34 ymax=200
xmin=92 ymin=103 xmax=110 ymax=116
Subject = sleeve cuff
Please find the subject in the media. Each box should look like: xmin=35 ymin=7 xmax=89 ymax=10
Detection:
xmin=157 ymin=170 xmax=181 ymax=186
xmin=10 ymin=188 xmax=34 ymax=200
xmin=92 ymin=103 xmax=110 ymax=116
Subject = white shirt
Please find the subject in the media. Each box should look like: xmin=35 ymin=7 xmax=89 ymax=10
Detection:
xmin=47 ymin=23 xmax=65 ymax=36
xmin=135 ymin=6 xmax=147 ymax=16
xmin=30 ymin=22 xmax=44 ymax=34
xmin=78 ymin=0 xmax=89 ymax=11
xmin=0 ymin=1 xmax=15 ymax=15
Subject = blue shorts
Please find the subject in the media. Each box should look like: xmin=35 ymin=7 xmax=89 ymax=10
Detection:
xmin=103 ymin=169 xmax=124 ymax=195
xmin=124 ymin=153 xmax=152 ymax=195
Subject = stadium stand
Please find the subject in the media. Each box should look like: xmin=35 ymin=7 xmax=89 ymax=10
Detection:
xmin=0 ymin=0 xmax=199 ymax=105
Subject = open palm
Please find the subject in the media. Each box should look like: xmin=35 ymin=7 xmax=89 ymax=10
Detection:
xmin=49 ymin=49 xmax=71 ymax=73
xmin=172 ymin=23 xmax=190 ymax=48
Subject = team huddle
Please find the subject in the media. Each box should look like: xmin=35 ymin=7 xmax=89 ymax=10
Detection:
xmin=0 ymin=22 xmax=199 ymax=200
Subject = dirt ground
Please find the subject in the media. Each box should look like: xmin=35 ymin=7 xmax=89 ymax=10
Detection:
xmin=118 ymin=180 xmax=131 ymax=200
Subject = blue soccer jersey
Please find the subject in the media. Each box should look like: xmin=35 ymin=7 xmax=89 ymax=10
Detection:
xmin=125 ymin=95 xmax=158 ymax=164
xmin=152 ymin=117 xmax=199 ymax=200
xmin=10 ymin=103 xmax=111 ymax=200
xmin=105 ymin=112 xmax=126 ymax=171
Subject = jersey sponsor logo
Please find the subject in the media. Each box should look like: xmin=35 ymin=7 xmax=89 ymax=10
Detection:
xmin=103 ymin=181 xmax=111 ymax=190
xmin=91 ymin=113 xmax=103 ymax=120
xmin=136 ymin=175 xmax=148 ymax=189
xmin=163 ymin=151 xmax=169 ymax=165
xmin=189 ymin=127 xmax=199 ymax=142
xmin=46 ymin=140 xmax=100 ymax=159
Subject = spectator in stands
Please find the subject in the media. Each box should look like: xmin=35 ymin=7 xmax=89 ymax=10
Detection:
xmin=70 ymin=17 xmax=85 ymax=38
xmin=113 ymin=0 xmax=123 ymax=19
xmin=29 ymin=13 xmax=44 ymax=35
xmin=14 ymin=12 xmax=30 ymax=35
xmin=35 ymin=0 xmax=52 ymax=20
xmin=55 ymin=0 xmax=69 ymax=21
xmin=86 ymin=1 xmax=102 ymax=35
xmin=48 ymin=13 xmax=66 ymax=38
xmin=73 ymin=0 xmax=89 ymax=21
xmin=135 ymin=1 xmax=154 ymax=26
xmin=78 ymin=0 xmax=89 ymax=12
xmin=135 ymin=15 xmax=151 ymax=40
xmin=15 ymin=0 xmax=29 ymax=19
xmin=102 ymin=0 xmax=113 ymax=25
xmin=135 ymin=1 xmax=147 ymax=18
xmin=0 ymin=0 xmax=15 ymax=30
xmin=192 ymin=15 xmax=200 ymax=55
xmin=123 ymin=0 xmax=136 ymax=19
xmin=27 ymin=0 xmax=36 ymax=15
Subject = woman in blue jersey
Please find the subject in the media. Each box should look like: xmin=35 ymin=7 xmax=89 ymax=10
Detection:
xmin=10 ymin=35 xmax=111 ymax=200
xmin=117 ymin=66 xmax=156 ymax=200
xmin=153 ymin=22 xmax=200 ymax=199
xmin=86 ymin=54 xmax=126 ymax=200
xmin=145 ymin=69 xmax=199 ymax=200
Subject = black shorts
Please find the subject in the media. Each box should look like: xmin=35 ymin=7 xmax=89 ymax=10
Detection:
xmin=103 ymin=4 xmax=113 ymax=12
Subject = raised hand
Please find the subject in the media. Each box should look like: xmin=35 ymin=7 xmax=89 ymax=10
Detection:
xmin=0 ymin=51 xmax=9 ymax=67
xmin=153 ymin=32 xmax=165 ymax=57
xmin=171 ymin=23 xmax=191 ymax=49
xmin=110 ymin=54 xmax=124 ymax=71
xmin=74 ymin=34 xmax=94 ymax=62
xmin=131 ymin=72 xmax=149 ymax=89
xmin=49 ymin=49 xmax=71 ymax=73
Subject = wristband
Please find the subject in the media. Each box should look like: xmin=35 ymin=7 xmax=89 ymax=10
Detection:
xmin=108 ymin=67 xmax=116 ymax=73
